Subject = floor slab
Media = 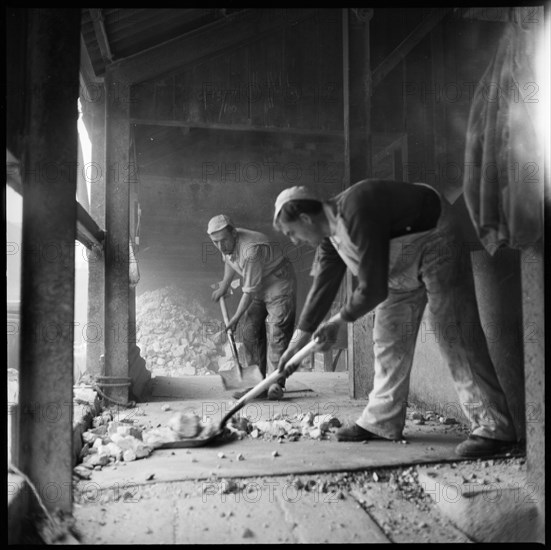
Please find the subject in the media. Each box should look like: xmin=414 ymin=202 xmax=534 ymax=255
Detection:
xmin=74 ymin=476 xmax=392 ymax=544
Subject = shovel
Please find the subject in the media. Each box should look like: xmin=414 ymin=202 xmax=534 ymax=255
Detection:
xmin=157 ymin=313 xmax=340 ymax=448
xmin=158 ymin=339 xmax=317 ymax=448
xmin=217 ymin=294 xmax=263 ymax=391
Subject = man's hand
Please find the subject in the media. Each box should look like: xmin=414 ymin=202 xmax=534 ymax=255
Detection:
xmin=277 ymin=329 xmax=312 ymax=377
xmin=211 ymin=283 xmax=229 ymax=302
xmin=313 ymin=316 xmax=345 ymax=352
xmin=224 ymin=316 xmax=238 ymax=334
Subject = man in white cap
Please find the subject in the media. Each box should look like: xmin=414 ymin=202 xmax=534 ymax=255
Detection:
xmin=272 ymin=179 xmax=519 ymax=458
xmin=207 ymin=214 xmax=296 ymax=399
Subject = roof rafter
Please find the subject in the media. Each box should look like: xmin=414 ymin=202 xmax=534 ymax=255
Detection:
xmin=110 ymin=9 xmax=317 ymax=84
xmin=89 ymin=8 xmax=114 ymax=64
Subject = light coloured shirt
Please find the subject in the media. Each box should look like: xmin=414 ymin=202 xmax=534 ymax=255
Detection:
xmin=224 ymin=228 xmax=287 ymax=294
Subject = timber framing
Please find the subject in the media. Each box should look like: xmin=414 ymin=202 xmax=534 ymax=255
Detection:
xmin=89 ymin=8 xmax=114 ymax=64
xmin=130 ymin=118 xmax=344 ymax=137
xmin=76 ymin=202 xmax=105 ymax=249
xmin=109 ymin=9 xmax=318 ymax=84
xmin=372 ymin=8 xmax=451 ymax=88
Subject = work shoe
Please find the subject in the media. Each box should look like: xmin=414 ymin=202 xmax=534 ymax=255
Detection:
xmin=267 ymin=382 xmax=285 ymax=400
xmin=232 ymin=388 xmax=267 ymax=400
xmin=454 ymin=435 xmax=518 ymax=458
xmin=335 ymin=423 xmax=384 ymax=442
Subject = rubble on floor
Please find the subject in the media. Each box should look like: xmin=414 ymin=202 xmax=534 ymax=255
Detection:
xmin=75 ymin=409 xmax=217 ymax=475
xmin=71 ymin=453 xmax=529 ymax=544
xmin=74 ymin=405 xmax=348 ymax=476
xmin=135 ymin=285 xmax=312 ymax=378
xmin=74 ymin=398 xmax=472 ymax=480
xmin=136 ymin=285 xmax=229 ymax=378
xmin=405 ymin=407 xmax=470 ymax=437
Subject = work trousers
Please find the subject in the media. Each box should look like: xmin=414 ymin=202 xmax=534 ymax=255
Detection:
xmin=356 ymin=196 xmax=517 ymax=442
xmin=241 ymin=261 xmax=297 ymax=384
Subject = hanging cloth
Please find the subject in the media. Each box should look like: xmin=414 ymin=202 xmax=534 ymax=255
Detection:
xmin=462 ymin=13 xmax=544 ymax=254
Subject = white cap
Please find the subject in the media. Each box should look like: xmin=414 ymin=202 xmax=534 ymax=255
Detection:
xmin=273 ymin=186 xmax=320 ymax=225
xmin=207 ymin=214 xmax=234 ymax=234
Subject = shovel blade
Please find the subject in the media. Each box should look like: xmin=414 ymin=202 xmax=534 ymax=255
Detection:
xmin=219 ymin=364 xmax=263 ymax=390
xmin=240 ymin=364 xmax=264 ymax=386
xmin=219 ymin=368 xmax=245 ymax=390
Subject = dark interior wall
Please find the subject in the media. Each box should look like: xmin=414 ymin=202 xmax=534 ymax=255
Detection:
xmin=128 ymin=9 xmax=526 ymax=437
xmin=135 ymin=128 xmax=344 ymax=320
xmin=6 ymin=8 xmax=28 ymax=159
xmin=129 ymin=9 xmax=343 ymax=131
xmin=130 ymin=9 xmax=345 ymax=321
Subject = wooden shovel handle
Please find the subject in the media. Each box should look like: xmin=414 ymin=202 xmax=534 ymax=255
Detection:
xmin=219 ymin=313 xmax=343 ymax=428
xmin=219 ymin=294 xmax=231 ymax=327
xmin=283 ymin=312 xmax=343 ymax=373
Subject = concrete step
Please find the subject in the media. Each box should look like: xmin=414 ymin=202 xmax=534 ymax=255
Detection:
xmin=417 ymin=462 xmax=543 ymax=543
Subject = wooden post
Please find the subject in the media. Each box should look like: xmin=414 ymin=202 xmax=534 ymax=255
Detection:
xmin=85 ymin=90 xmax=106 ymax=378
xmin=343 ymin=8 xmax=375 ymax=399
xmin=104 ymin=68 xmax=131 ymax=403
xmin=18 ymin=8 xmax=81 ymax=513
xmin=521 ymin=242 xmax=545 ymax=538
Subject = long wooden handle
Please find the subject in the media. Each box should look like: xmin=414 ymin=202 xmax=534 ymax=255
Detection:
xmin=219 ymin=295 xmax=231 ymax=326
xmin=220 ymin=369 xmax=284 ymax=426
xmin=219 ymin=313 xmax=343 ymax=427
xmin=283 ymin=312 xmax=342 ymax=371
xmin=219 ymin=295 xmax=241 ymax=371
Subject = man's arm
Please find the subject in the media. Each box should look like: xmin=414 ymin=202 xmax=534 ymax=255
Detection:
xmin=225 ymin=292 xmax=253 ymax=333
xmin=212 ymin=261 xmax=239 ymax=302
xmin=338 ymin=194 xmax=390 ymax=323
xmin=224 ymin=243 xmax=265 ymax=331
xmin=276 ymin=241 xmax=346 ymax=374
xmin=297 ymin=238 xmax=347 ymax=333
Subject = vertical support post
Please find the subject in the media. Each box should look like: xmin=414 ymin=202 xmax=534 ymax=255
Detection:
xmin=343 ymin=8 xmax=375 ymax=399
xmin=18 ymin=8 xmax=81 ymax=513
xmin=521 ymin=242 xmax=545 ymax=539
xmin=85 ymin=90 xmax=106 ymax=377
xmin=430 ymin=24 xmax=447 ymax=193
xmin=104 ymin=68 xmax=131 ymax=403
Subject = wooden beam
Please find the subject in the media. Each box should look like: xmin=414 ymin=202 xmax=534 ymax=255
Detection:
xmin=343 ymin=9 xmax=350 ymax=189
xmin=104 ymin=67 xmax=131 ymax=404
xmin=80 ymin=34 xmax=102 ymax=85
xmin=89 ymin=8 xmax=114 ymax=63
xmin=457 ymin=7 xmax=512 ymax=22
xmin=76 ymin=202 xmax=105 ymax=249
xmin=18 ymin=8 xmax=81 ymax=513
xmin=6 ymin=148 xmax=21 ymax=194
xmin=343 ymin=7 xmax=375 ymax=400
xmin=86 ymin=95 xmax=106 ymax=378
xmin=112 ymin=9 xmax=317 ymax=84
xmin=131 ymin=117 xmax=344 ymax=137
xmin=372 ymin=8 xmax=450 ymax=88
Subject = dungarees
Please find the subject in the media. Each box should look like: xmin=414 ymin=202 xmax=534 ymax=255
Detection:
xmin=241 ymin=259 xmax=297 ymax=381
xmin=355 ymin=190 xmax=517 ymax=441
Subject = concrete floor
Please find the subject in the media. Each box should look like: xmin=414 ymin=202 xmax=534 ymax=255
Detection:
xmin=68 ymin=372 xmax=536 ymax=544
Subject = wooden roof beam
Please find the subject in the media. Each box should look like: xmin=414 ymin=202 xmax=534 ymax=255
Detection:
xmin=112 ymin=9 xmax=318 ymax=84
xmin=372 ymin=8 xmax=451 ymax=88
xmin=89 ymin=8 xmax=114 ymax=64
xmin=131 ymin=118 xmax=343 ymax=137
